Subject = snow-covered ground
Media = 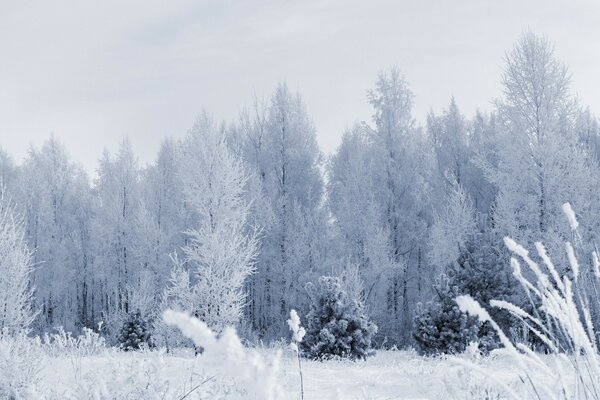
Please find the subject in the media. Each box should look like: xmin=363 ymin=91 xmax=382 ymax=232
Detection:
xmin=38 ymin=348 xmax=525 ymax=399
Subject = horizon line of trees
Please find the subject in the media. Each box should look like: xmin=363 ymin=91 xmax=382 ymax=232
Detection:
xmin=2 ymin=30 xmax=600 ymax=350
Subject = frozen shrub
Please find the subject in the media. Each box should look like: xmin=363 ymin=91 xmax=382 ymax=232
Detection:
xmin=118 ymin=310 xmax=152 ymax=351
xmin=302 ymin=276 xmax=377 ymax=361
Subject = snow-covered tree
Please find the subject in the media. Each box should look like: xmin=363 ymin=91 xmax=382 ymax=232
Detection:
xmin=368 ymin=68 xmax=433 ymax=343
xmin=94 ymin=138 xmax=141 ymax=337
xmin=177 ymin=114 xmax=258 ymax=333
xmin=302 ymin=276 xmax=377 ymax=360
xmin=14 ymin=136 xmax=93 ymax=333
xmin=118 ymin=309 xmax=152 ymax=351
xmin=482 ymin=31 xmax=598 ymax=255
xmin=0 ymin=192 xmax=36 ymax=336
xmin=413 ymin=274 xmax=480 ymax=355
xmin=233 ymin=84 xmax=327 ymax=339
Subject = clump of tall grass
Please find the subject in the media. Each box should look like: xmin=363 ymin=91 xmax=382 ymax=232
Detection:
xmin=287 ymin=309 xmax=306 ymax=400
xmin=456 ymin=203 xmax=600 ymax=399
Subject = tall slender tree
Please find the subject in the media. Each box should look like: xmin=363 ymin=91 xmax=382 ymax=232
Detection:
xmin=0 ymin=191 xmax=36 ymax=336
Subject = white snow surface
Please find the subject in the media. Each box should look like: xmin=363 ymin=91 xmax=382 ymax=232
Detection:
xmin=37 ymin=348 xmax=529 ymax=399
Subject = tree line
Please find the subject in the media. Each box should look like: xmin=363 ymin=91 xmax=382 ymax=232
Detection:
xmin=1 ymin=31 xmax=600 ymax=350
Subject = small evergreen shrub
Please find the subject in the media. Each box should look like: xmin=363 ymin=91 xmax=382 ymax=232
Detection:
xmin=413 ymin=274 xmax=481 ymax=355
xmin=302 ymin=276 xmax=377 ymax=361
xmin=118 ymin=310 xmax=152 ymax=351
xmin=414 ymin=230 xmax=513 ymax=355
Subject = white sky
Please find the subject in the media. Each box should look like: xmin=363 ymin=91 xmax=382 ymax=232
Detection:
xmin=1 ymin=0 xmax=599 ymax=172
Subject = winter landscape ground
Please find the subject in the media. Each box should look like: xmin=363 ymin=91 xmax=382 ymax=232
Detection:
xmin=38 ymin=349 xmax=521 ymax=399
xmin=14 ymin=341 xmax=529 ymax=399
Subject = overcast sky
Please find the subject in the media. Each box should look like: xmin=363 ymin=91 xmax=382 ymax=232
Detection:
xmin=1 ymin=0 xmax=599 ymax=172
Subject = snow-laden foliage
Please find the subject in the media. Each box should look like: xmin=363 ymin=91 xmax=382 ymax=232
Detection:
xmin=163 ymin=310 xmax=284 ymax=400
xmin=302 ymin=276 xmax=377 ymax=360
xmin=231 ymin=83 xmax=328 ymax=339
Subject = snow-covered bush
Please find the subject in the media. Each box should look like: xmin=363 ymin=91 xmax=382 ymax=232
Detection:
xmin=118 ymin=309 xmax=152 ymax=351
xmin=163 ymin=309 xmax=285 ymax=400
xmin=302 ymin=276 xmax=377 ymax=361
xmin=0 ymin=334 xmax=44 ymax=398
xmin=456 ymin=203 xmax=600 ymax=399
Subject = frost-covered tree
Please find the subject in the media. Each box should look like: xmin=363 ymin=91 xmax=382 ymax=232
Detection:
xmin=327 ymin=125 xmax=400 ymax=335
xmin=482 ymin=31 xmax=599 ymax=255
xmin=233 ymin=84 xmax=327 ymax=339
xmin=94 ymin=138 xmax=141 ymax=336
xmin=328 ymin=69 xmax=436 ymax=345
xmin=177 ymin=114 xmax=258 ymax=333
xmin=0 ymin=192 xmax=36 ymax=336
xmin=428 ymin=97 xmax=470 ymax=189
xmin=14 ymin=136 xmax=93 ymax=333
xmin=302 ymin=276 xmax=377 ymax=360
xmin=368 ymin=68 xmax=433 ymax=343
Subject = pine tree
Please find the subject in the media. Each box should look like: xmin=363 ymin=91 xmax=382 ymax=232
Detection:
xmin=413 ymin=274 xmax=480 ymax=355
xmin=414 ymin=231 xmax=511 ymax=355
xmin=118 ymin=309 xmax=152 ymax=351
xmin=302 ymin=276 xmax=377 ymax=360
